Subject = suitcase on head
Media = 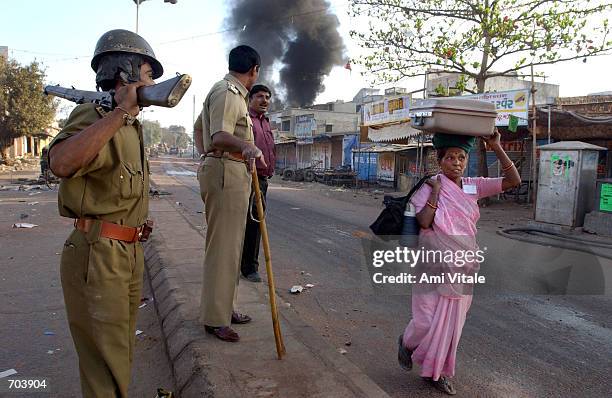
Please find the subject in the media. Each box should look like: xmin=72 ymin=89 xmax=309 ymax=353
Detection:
xmin=409 ymin=98 xmax=497 ymax=136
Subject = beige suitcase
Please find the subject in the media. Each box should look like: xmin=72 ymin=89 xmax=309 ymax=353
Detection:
xmin=409 ymin=98 xmax=497 ymax=136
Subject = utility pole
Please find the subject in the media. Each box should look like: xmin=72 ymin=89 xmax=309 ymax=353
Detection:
xmin=135 ymin=0 xmax=142 ymax=33
xmin=530 ymin=63 xmax=538 ymax=211
xmin=134 ymin=0 xmax=177 ymax=33
xmin=192 ymin=94 xmax=196 ymax=159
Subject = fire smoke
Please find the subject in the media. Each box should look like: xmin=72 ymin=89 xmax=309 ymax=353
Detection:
xmin=226 ymin=0 xmax=345 ymax=107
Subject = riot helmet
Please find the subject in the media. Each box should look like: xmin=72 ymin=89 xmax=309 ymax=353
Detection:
xmin=91 ymin=29 xmax=163 ymax=91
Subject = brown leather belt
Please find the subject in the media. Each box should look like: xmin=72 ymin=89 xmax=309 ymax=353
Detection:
xmin=205 ymin=150 xmax=245 ymax=162
xmin=74 ymin=219 xmax=147 ymax=243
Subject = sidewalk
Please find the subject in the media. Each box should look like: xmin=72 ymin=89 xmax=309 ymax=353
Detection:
xmin=145 ymin=176 xmax=390 ymax=397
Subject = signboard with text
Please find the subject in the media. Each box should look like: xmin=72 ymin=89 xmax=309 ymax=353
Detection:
xmin=462 ymin=89 xmax=530 ymax=127
xmin=294 ymin=114 xmax=316 ymax=145
xmin=362 ymin=96 xmax=411 ymax=126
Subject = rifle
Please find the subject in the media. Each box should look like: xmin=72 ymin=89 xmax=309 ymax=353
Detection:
xmin=44 ymin=73 xmax=192 ymax=109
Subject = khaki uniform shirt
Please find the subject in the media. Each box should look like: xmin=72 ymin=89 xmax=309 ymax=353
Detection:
xmin=49 ymin=103 xmax=149 ymax=227
xmin=195 ymin=73 xmax=253 ymax=151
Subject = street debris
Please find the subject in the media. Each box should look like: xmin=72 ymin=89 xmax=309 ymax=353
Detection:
xmin=331 ymin=188 xmax=347 ymax=192
xmin=338 ymin=348 xmax=348 ymax=355
xmin=165 ymin=170 xmax=196 ymax=177
xmin=28 ymin=192 xmax=42 ymax=196
xmin=290 ymin=207 xmax=300 ymax=210
xmin=289 ymin=285 xmax=304 ymax=294
xmin=20 ymin=213 xmax=29 ymax=219
xmin=135 ymin=330 xmax=143 ymax=336
xmin=175 ymin=201 xmax=182 ymax=206
xmin=141 ymin=297 xmax=154 ymax=303
xmin=284 ymin=302 xmax=291 ymax=308
xmin=305 ymin=283 xmax=315 ymax=289
xmin=12 ymin=223 xmax=38 ymax=228
xmin=139 ymin=302 xmax=147 ymax=309
xmin=27 ymin=202 xmax=39 ymax=205
xmin=155 ymin=387 xmax=174 ymax=398
xmin=43 ymin=331 xmax=55 ymax=336
xmin=345 ymin=341 xmax=352 ymax=346
xmin=0 ymin=369 xmax=18 ymax=378
xmin=47 ymin=350 xmax=55 ymax=355
xmin=149 ymin=189 xmax=172 ymax=198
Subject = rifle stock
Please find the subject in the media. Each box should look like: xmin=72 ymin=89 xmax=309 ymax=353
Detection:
xmin=44 ymin=73 xmax=192 ymax=109
xmin=137 ymin=74 xmax=192 ymax=107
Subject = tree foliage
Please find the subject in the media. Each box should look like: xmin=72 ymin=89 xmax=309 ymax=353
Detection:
xmin=350 ymin=0 xmax=612 ymax=179
xmin=0 ymin=59 xmax=57 ymax=158
xmin=143 ymin=120 xmax=190 ymax=149
xmin=142 ymin=119 xmax=162 ymax=147
xmin=349 ymin=0 xmax=612 ymax=92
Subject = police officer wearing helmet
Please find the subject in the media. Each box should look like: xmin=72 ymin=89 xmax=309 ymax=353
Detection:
xmin=48 ymin=29 xmax=162 ymax=397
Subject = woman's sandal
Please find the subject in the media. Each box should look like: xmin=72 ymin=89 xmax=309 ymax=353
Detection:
xmin=423 ymin=376 xmax=457 ymax=395
xmin=397 ymin=335 xmax=413 ymax=371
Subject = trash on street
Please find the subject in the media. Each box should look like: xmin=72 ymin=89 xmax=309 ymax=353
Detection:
xmin=0 ymin=369 xmax=18 ymax=378
xmin=12 ymin=223 xmax=38 ymax=228
xmin=289 ymin=285 xmax=304 ymax=294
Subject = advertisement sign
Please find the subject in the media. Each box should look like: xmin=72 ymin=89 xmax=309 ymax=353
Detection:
xmin=362 ymin=96 xmax=411 ymax=126
xmin=462 ymin=89 xmax=530 ymax=127
xmin=295 ymin=114 xmax=316 ymax=145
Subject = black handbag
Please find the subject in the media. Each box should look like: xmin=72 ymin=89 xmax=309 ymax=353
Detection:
xmin=369 ymin=175 xmax=431 ymax=240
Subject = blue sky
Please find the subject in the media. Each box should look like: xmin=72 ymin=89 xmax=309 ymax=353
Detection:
xmin=2 ymin=0 xmax=612 ymax=130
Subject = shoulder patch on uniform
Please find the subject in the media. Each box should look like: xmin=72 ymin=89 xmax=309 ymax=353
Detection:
xmin=95 ymin=106 xmax=108 ymax=117
xmin=227 ymin=82 xmax=239 ymax=95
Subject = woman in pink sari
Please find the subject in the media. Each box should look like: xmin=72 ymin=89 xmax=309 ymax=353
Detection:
xmin=397 ymin=131 xmax=521 ymax=395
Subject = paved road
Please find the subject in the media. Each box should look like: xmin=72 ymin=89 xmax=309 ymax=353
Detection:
xmin=0 ymin=171 xmax=174 ymax=396
xmin=153 ymin=157 xmax=612 ymax=398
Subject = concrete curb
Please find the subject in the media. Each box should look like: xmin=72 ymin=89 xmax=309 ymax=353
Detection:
xmin=144 ymin=237 xmax=214 ymax=397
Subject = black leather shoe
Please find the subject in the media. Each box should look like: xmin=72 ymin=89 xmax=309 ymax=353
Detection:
xmin=205 ymin=326 xmax=240 ymax=342
xmin=244 ymin=272 xmax=262 ymax=283
xmin=231 ymin=311 xmax=252 ymax=324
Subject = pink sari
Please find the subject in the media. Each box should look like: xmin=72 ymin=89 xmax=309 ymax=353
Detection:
xmin=402 ymin=173 xmax=502 ymax=380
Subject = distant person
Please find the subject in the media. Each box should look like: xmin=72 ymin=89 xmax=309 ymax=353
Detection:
xmin=240 ymin=84 xmax=276 ymax=283
xmin=397 ymin=130 xmax=520 ymax=395
xmin=47 ymin=29 xmax=161 ymax=397
xmin=194 ymin=45 xmax=266 ymax=342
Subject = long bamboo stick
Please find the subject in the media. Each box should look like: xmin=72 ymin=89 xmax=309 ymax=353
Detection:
xmin=251 ymin=167 xmax=285 ymax=359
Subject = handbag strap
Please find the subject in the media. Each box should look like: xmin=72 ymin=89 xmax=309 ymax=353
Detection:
xmin=406 ymin=174 xmax=433 ymax=201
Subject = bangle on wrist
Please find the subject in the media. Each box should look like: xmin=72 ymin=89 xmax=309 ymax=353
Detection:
xmin=115 ymin=106 xmax=136 ymax=125
xmin=426 ymin=201 xmax=438 ymax=210
xmin=501 ymin=162 xmax=515 ymax=172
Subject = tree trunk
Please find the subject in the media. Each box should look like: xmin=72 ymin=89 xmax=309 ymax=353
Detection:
xmin=0 ymin=138 xmax=13 ymax=162
xmin=476 ymin=70 xmax=490 ymax=206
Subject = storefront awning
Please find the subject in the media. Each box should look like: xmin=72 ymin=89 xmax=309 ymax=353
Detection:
xmin=367 ymin=122 xmax=421 ymax=142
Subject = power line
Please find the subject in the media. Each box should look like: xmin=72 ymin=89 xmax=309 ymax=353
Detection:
xmin=9 ymin=4 xmax=345 ymax=61
xmin=157 ymin=6 xmax=335 ymax=45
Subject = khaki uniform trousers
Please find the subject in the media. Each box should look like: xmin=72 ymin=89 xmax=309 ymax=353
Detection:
xmin=198 ymin=156 xmax=251 ymax=326
xmin=60 ymin=226 xmax=144 ymax=398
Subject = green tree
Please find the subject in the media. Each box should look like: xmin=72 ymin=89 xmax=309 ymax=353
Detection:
xmin=0 ymin=59 xmax=57 ymax=159
xmin=142 ymin=119 xmax=162 ymax=147
xmin=161 ymin=125 xmax=190 ymax=149
xmin=350 ymin=0 xmax=612 ymax=176
xmin=175 ymin=131 xmax=191 ymax=149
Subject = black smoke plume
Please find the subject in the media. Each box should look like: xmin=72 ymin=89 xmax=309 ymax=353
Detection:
xmin=226 ymin=0 xmax=345 ymax=108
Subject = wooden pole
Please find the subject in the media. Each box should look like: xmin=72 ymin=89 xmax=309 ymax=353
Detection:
xmin=251 ymin=166 xmax=285 ymax=359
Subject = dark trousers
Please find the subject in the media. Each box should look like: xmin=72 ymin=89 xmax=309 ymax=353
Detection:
xmin=241 ymin=176 xmax=268 ymax=276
